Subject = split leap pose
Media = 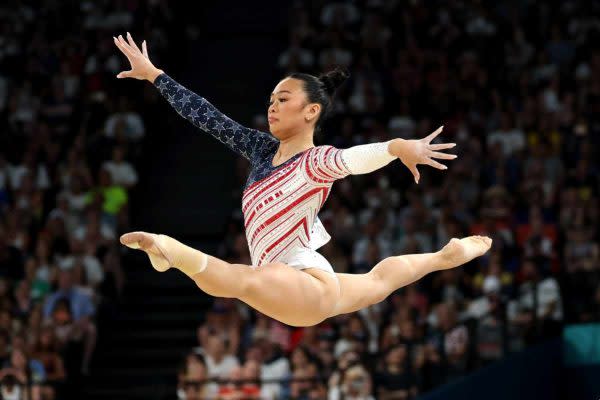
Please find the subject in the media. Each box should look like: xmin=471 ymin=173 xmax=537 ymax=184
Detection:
xmin=113 ymin=33 xmax=492 ymax=327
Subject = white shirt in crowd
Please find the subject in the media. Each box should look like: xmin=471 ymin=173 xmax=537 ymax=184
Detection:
xmin=260 ymin=356 xmax=290 ymax=400
xmin=73 ymin=223 xmax=115 ymax=242
xmin=508 ymin=277 xmax=563 ymax=321
xmin=8 ymin=163 xmax=50 ymax=190
xmin=104 ymin=111 xmax=145 ymax=141
xmin=487 ymin=128 xmax=526 ymax=156
xmin=56 ymin=254 xmax=105 ymax=287
xmin=204 ymin=353 xmax=239 ymax=380
xmin=101 ymin=161 xmax=138 ymax=187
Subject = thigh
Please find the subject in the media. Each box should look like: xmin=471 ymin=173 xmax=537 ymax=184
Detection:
xmin=329 ymin=272 xmax=385 ymax=317
xmin=238 ymin=262 xmax=340 ymax=327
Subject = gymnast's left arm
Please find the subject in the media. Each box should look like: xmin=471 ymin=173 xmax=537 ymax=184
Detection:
xmin=340 ymin=126 xmax=457 ymax=183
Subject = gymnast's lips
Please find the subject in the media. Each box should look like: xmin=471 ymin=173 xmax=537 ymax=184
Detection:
xmin=268 ymin=117 xmax=279 ymax=124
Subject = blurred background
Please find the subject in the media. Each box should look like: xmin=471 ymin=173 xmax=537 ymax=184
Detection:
xmin=0 ymin=0 xmax=599 ymax=399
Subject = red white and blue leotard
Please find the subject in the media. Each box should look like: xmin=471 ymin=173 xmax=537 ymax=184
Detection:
xmin=154 ymin=73 xmax=395 ymax=272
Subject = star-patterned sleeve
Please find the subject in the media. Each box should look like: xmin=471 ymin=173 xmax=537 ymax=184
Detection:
xmin=153 ymin=73 xmax=277 ymax=162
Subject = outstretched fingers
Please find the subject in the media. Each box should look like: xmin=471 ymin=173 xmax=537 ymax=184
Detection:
xmin=125 ymin=32 xmax=142 ymax=54
xmin=429 ymin=151 xmax=457 ymax=160
xmin=142 ymin=40 xmax=149 ymax=59
xmin=424 ymin=125 xmax=444 ymax=142
xmin=429 ymin=143 xmax=456 ymax=151
xmin=114 ymin=35 xmax=135 ymax=59
xmin=426 ymin=159 xmax=447 ymax=170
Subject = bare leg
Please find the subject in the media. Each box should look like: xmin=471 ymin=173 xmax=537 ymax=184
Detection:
xmin=120 ymin=232 xmax=340 ymax=327
xmin=330 ymin=236 xmax=492 ymax=316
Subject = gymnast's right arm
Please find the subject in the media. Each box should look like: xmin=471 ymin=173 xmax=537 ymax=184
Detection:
xmin=112 ymin=32 xmax=277 ymax=161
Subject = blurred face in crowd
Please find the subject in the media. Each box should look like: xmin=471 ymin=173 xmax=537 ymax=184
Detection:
xmin=267 ymin=78 xmax=320 ymax=140
xmin=291 ymin=346 xmax=310 ymax=369
xmin=10 ymin=349 xmax=27 ymax=370
xmin=522 ymin=260 xmax=538 ymax=279
xmin=99 ymin=168 xmax=112 ymax=187
xmin=206 ymin=335 xmax=225 ymax=358
xmin=0 ymin=309 xmax=11 ymax=330
xmin=343 ymin=365 xmax=368 ymax=395
xmin=399 ymin=319 xmax=416 ymax=340
xmin=186 ymin=354 xmax=207 ymax=380
xmin=52 ymin=300 xmax=72 ymax=325
xmin=385 ymin=345 xmax=407 ymax=367
xmin=245 ymin=345 xmax=263 ymax=363
xmin=242 ymin=359 xmax=260 ymax=380
xmin=39 ymin=327 xmax=55 ymax=350
xmin=58 ymin=270 xmax=74 ymax=291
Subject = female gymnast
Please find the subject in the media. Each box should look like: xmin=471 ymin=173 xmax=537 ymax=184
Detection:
xmin=113 ymin=33 xmax=492 ymax=327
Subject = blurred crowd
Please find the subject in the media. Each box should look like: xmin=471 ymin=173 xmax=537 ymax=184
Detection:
xmin=0 ymin=0 xmax=179 ymax=398
xmin=177 ymin=1 xmax=600 ymax=399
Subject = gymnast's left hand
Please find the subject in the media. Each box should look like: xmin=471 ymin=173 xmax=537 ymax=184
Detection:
xmin=113 ymin=32 xmax=163 ymax=82
xmin=388 ymin=125 xmax=457 ymax=184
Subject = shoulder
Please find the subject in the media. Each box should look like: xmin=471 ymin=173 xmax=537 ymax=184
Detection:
xmin=305 ymin=145 xmax=341 ymax=159
xmin=249 ymin=130 xmax=278 ymax=158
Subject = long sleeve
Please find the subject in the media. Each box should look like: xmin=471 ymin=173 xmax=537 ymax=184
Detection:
xmin=304 ymin=141 xmax=396 ymax=184
xmin=154 ymin=73 xmax=278 ymax=161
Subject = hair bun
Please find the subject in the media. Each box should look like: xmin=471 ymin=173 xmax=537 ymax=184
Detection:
xmin=319 ymin=66 xmax=350 ymax=95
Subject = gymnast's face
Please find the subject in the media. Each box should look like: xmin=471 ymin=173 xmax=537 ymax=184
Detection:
xmin=268 ymin=78 xmax=321 ymax=139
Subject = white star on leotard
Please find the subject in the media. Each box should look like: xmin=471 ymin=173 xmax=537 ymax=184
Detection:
xmin=214 ymin=120 xmax=226 ymax=134
xmin=188 ymin=107 xmax=201 ymax=121
xmin=167 ymin=92 xmax=178 ymax=104
xmin=225 ymin=135 xmax=236 ymax=149
xmin=203 ymin=108 xmax=218 ymax=120
xmin=239 ymin=129 xmax=251 ymax=146
xmin=156 ymin=78 xmax=169 ymax=92
xmin=179 ymin=93 xmax=192 ymax=109
xmin=197 ymin=119 xmax=209 ymax=130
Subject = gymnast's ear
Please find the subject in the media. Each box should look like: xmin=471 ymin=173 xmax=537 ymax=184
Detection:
xmin=304 ymin=103 xmax=321 ymax=122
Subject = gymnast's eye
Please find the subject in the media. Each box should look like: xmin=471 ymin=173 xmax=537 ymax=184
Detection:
xmin=268 ymin=98 xmax=287 ymax=106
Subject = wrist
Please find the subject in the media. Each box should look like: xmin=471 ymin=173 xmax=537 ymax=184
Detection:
xmin=147 ymin=68 xmax=164 ymax=83
xmin=388 ymin=138 xmax=410 ymax=158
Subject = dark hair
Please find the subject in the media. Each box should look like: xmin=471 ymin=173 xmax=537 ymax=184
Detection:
xmin=287 ymin=66 xmax=350 ymax=133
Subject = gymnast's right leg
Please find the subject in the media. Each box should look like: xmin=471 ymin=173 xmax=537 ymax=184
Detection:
xmin=120 ymin=232 xmax=340 ymax=327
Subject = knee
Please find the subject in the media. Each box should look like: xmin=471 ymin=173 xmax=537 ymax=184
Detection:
xmin=366 ymin=275 xmax=388 ymax=305
xmin=367 ymin=258 xmax=413 ymax=305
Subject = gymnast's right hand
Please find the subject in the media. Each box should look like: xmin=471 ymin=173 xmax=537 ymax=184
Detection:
xmin=113 ymin=32 xmax=163 ymax=82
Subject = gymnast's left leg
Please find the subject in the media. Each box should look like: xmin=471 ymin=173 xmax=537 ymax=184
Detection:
xmin=329 ymin=236 xmax=492 ymax=316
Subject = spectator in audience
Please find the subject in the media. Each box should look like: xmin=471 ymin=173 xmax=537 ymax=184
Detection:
xmin=101 ymin=146 xmax=138 ymax=189
xmin=31 ymin=326 xmax=66 ymax=398
xmin=43 ymin=269 xmax=96 ymax=375
xmin=103 ymin=96 xmax=145 ymax=143
xmin=375 ymin=344 xmax=418 ymax=399
xmin=329 ymin=363 xmax=374 ymax=400
xmin=252 ymin=338 xmax=290 ymax=400
xmin=177 ymin=352 xmax=217 ymax=400
xmin=197 ymin=299 xmax=241 ymax=357
xmin=201 ymin=334 xmax=239 ymax=381
xmin=0 ymin=348 xmax=45 ymax=400
xmin=508 ymin=259 xmax=563 ymax=343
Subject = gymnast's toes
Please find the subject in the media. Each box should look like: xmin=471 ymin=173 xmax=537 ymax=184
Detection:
xmin=120 ymin=231 xmax=153 ymax=250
